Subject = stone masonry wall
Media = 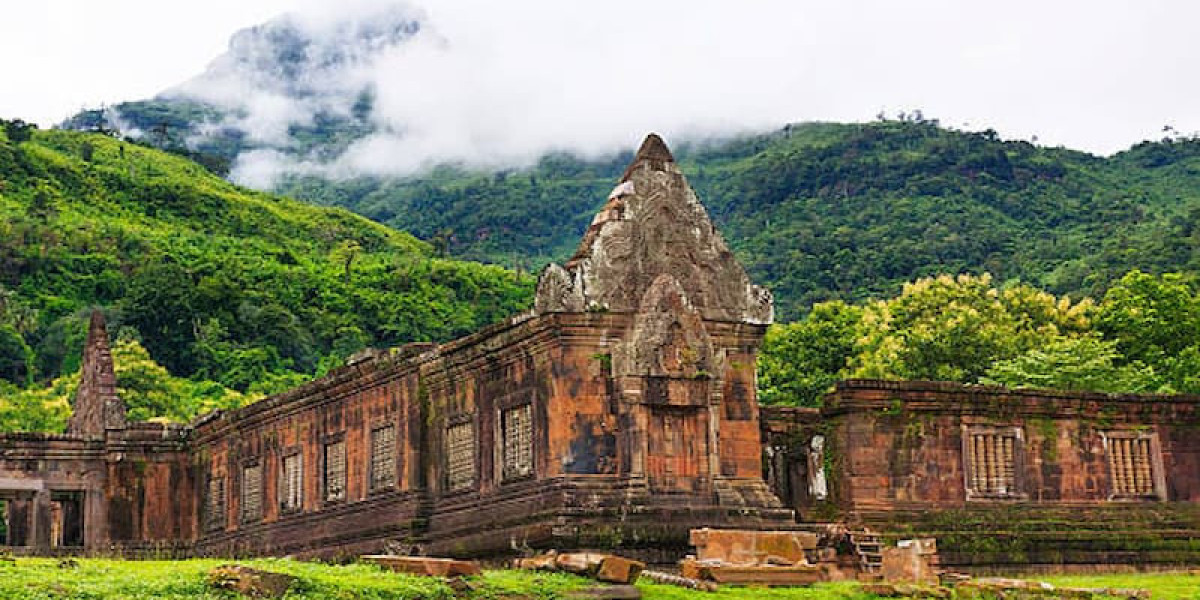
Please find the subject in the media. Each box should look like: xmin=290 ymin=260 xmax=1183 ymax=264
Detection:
xmin=763 ymin=380 xmax=1200 ymax=569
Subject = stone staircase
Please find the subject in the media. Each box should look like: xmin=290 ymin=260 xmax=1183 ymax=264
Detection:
xmin=849 ymin=529 xmax=883 ymax=574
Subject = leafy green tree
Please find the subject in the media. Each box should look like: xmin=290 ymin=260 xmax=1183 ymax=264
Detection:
xmin=0 ymin=378 xmax=71 ymax=433
xmin=849 ymin=274 xmax=1091 ymax=382
xmin=1161 ymin=346 xmax=1200 ymax=394
xmin=0 ymin=325 xmax=33 ymax=386
xmin=1095 ymin=270 xmax=1200 ymax=366
xmin=112 ymin=336 xmax=246 ymax=422
xmin=983 ymin=334 xmax=1163 ymax=393
xmin=758 ymin=301 xmax=861 ymax=406
xmin=1 ymin=119 xmax=35 ymax=143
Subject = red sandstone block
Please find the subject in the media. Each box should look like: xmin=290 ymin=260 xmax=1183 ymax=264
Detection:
xmin=689 ymin=528 xmax=816 ymax=565
xmin=361 ymin=555 xmax=481 ymax=577
xmin=597 ymin=556 xmax=646 ymax=584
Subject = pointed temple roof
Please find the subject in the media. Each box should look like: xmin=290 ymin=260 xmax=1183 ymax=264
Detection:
xmin=535 ymin=133 xmax=772 ymax=324
xmin=66 ymin=310 xmax=127 ymax=435
xmin=619 ymin=133 xmax=675 ymax=181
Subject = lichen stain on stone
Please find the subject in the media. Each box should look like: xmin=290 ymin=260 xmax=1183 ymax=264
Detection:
xmin=565 ymin=415 xmax=617 ymax=475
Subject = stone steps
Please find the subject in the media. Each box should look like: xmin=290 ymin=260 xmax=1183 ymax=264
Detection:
xmin=849 ymin=529 xmax=883 ymax=574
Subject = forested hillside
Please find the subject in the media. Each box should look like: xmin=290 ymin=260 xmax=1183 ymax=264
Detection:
xmin=267 ymin=120 xmax=1200 ymax=320
xmin=75 ymin=101 xmax=1200 ymax=321
xmin=39 ymin=107 xmax=1200 ymax=416
xmin=0 ymin=120 xmax=533 ymax=428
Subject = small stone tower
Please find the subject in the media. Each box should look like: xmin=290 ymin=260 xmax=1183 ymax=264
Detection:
xmin=66 ymin=310 xmax=127 ymax=435
xmin=534 ymin=133 xmax=783 ymax=510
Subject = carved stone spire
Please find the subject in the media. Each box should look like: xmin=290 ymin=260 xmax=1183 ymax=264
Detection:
xmin=535 ymin=133 xmax=772 ymax=324
xmin=66 ymin=310 xmax=127 ymax=435
xmin=619 ymin=133 xmax=675 ymax=181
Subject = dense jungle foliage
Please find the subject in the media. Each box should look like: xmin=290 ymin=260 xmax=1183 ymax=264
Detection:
xmin=274 ymin=120 xmax=1200 ymax=320
xmin=0 ymin=120 xmax=533 ymax=429
xmin=84 ymin=102 xmax=1200 ymax=321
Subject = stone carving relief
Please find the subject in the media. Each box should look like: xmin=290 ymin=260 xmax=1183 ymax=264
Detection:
xmin=615 ymin=274 xmax=721 ymax=382
xmin=533 ymin=263 xmax=584 ymax=313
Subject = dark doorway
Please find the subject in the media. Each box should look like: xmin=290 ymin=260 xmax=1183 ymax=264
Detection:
xmin=50 ymin=491 xmax=84 ymax=548
xmin=0 ymin=500 xmax=6 ymax=545
xmin=6 ymin=498 xmax=29 ymax=546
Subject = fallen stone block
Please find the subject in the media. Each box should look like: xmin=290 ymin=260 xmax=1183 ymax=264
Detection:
xmin=207 ymin=564 xmax=297 ymax=598
xmin=680 ymin=558 xmax=825 ymax=586
xmin=555 ymin=552 xmax=607 ymax=576
xmin=957 ymin=578 xmax=1094 ymax=599
xmin=513 ymin=551 xmax=559 ymax=571
xmin=361 ymin=555 xmax=481 ymax=577
xmin=689 ymin=528 xmax=816 ymax=566
xmin=1073 ymin=588 xmax=1150 ymax=600
xmin=640 ymin=569 xmax=719 ymax=592
xmin=596 ymin=555 xmax=645 ymax=584
xmin=881 ymin=544 xmax=939 ymax=585
xmin=514 ymin=551 xmax=644 ymax=584
xmin=938 ymin=572 xmax=971 ymax=586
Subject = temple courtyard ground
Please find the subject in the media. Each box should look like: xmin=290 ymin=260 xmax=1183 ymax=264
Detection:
xmin=0 ymin=557 xmax=1196 ymax=599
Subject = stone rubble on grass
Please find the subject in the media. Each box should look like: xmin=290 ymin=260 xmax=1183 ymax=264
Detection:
xmin=206 ymin=564 xmax=297 ymax=599
xmin=639 ymin=569 xmax=719 ymax=592
xmin=360 ymin=555 xmax=481 ymax=577
xmin=564 ymin=584 xmax=642 ymax=600
xmin=512 ymin=550 xmax=645 ymax=585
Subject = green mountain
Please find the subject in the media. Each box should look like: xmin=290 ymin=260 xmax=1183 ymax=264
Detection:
xmin=71 ymin=93 xmax=1200 ymax=322
xmin=0 ymin=120 xmax=534 ymax=398
xmin=61 ymin=7 xmax=1200 ymax=321
xmin=269 ymin=120 xmax=1200 ymax=320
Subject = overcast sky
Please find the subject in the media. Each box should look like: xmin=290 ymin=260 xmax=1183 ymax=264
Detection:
xmin=3 ymin=0 xmax=1199 ymax=161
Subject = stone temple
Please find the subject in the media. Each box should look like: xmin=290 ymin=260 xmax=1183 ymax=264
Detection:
xmin=1 ymin=134 xmax=1200 ymax=570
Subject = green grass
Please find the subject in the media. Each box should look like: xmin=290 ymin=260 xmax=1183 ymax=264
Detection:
xmin=1042 ymin=572 xmax=1200 ymax=600
xmin=0 ymin=558 xmax=1197 ymax=599
xmin=0 ymin=558 xmax=586 ymax=600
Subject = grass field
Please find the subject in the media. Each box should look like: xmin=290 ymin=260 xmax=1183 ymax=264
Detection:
xmin=0 ymin=558 xmax=1197 ymax=599
xmin=1041 ymin=573 xmax=1200 ymax=600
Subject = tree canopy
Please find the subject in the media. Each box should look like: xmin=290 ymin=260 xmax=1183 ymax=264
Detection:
xmin=759 ymin=271 xmax=1200 ymax=406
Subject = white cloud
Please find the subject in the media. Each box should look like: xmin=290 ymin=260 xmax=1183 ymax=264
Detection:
xmin=5 ymin=0 xmax=1200 ymax=184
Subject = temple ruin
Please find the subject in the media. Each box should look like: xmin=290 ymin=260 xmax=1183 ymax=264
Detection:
xmin=1 ymin=134 xmax=1199 ymax=569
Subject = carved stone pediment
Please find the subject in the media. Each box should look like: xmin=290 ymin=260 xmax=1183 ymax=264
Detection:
xmin=617 ymin=274 xmax=714 ymax=380
xmin=533 ymin=134 xmax=773 ymax=325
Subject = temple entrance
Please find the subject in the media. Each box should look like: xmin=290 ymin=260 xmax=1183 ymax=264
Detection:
xmin=1 ymin=496 xmax=29 ymax=547
xmin=0 ymin=500 xmax=6 ymax=545
xmin=50 ymin=491 xmax=84 ymax=548
xmin=646 ymin=406 xmax=708 ymax=493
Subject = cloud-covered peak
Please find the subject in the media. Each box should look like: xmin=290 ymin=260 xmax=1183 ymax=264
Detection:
xmin=177 ymin=5 xmax=424 ymax=100
xmin=104 ymin=0 xmax=1199 ymax=188
xmin=126 ymin=1 xmax=806 ymax=186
